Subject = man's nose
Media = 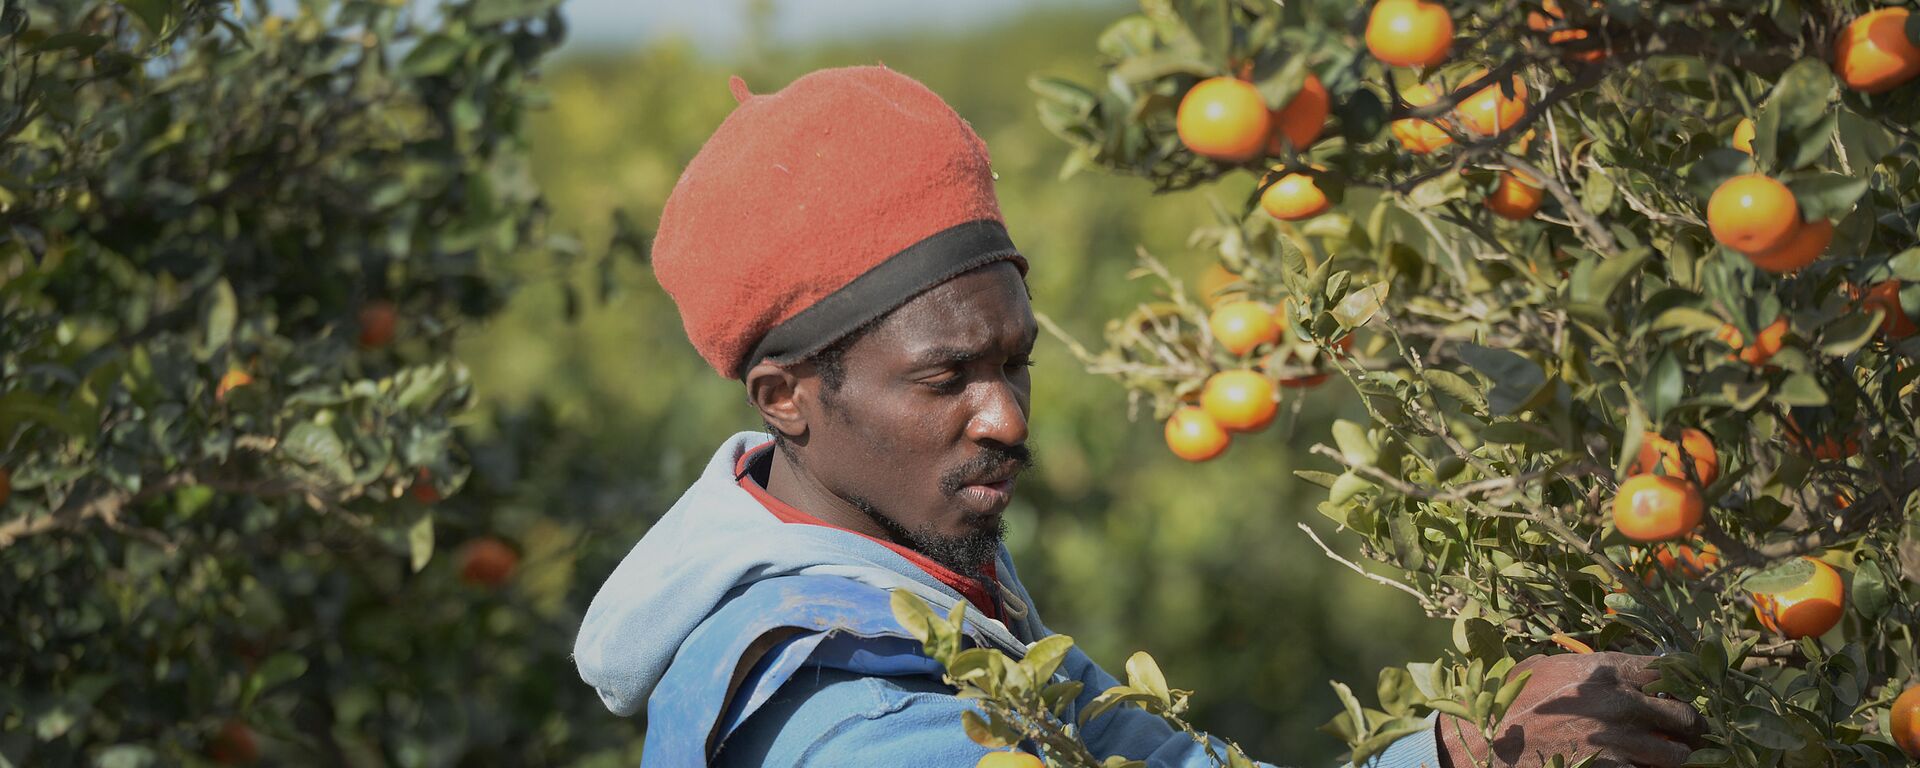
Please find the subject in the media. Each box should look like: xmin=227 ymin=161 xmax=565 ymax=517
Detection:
xmin=966 ymin=379 xmax=1029 ymax=447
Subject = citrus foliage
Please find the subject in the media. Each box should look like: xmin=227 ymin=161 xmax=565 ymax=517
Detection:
xmin=998 ymin=0 xmax=1920 ymax=765
xmin=0 ymin=1 xmax=653 ymax=763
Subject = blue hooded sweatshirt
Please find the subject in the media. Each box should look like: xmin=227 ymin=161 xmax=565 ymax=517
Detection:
xmin=574 ymin=432 xmax=1441 ymax=767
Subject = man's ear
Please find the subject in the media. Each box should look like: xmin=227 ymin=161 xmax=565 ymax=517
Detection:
xmin=745 ymin=360 xmax=809 ymax=442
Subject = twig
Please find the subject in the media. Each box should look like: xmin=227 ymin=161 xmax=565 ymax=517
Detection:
xmin=1298 ymin=522 xmax=1439 ymax=612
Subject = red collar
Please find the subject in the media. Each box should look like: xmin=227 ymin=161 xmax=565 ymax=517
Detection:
xmin=734 ymin=442 xmax=1001 ymax=621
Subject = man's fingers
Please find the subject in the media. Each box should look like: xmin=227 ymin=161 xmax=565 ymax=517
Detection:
xmin=1635 ymin=694 xmax=1710 ymax=742
xmin=1593 ymin=731 xmax=1696 ymax=768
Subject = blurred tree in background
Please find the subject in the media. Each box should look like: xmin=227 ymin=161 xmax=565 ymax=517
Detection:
xmin=1 ymin=0 xmax=1440 ymax=764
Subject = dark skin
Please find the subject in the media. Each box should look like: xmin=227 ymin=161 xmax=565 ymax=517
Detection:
xmin=746 ymin=262 xmax=1706 ymax=767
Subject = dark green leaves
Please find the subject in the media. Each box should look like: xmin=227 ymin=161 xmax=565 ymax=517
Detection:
xmin=1457 ymin=344 xmax=1546 ymax=415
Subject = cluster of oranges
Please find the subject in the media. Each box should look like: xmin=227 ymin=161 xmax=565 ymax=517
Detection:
xmin=1607 ymin=427 xmax=1852 ymax=642
xmin=1163 ymin=298 xmax=1347 ymax=462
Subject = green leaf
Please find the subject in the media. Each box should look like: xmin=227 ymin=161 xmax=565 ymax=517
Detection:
xmin=1332 ymin=419 xmax=1378 ymax=466
xmin=402 ymin=34 xmax=465 ymax=77
xmin=1453 ymin=616 xmax=1506 ymax=661
xmin=1457 ymin=344 xmax=1547 ymax=416
xmin=114 ymin=0 xmax=177 ymax=40
xmin=1023 ymin=635 xmax=1075 ymax=682
xmin=889 ymin=590 xmax=941 ymax=646
xmin=1733 ymin=706 xmax=1805 ymax=750
xmin=195 ymin=279 xmax=237 ymax=362
xmin=1643 ymin=351 xmax=1683 ymax=424
xmin=1125 ymin=652 xmax=1171 ymax=705
xmin=1686 ymin=149 xmax=1755 ymax=200
xmin=1742 ymin=557 xmax=1815 ymax=594
xmin=1787 ymin=174 xmax=1868 ymax=221
xmin=1755 ymin=59 xmax=1836 ymax=171
xmin=961 ymin=711 xmax=1017 ymax=749
xmin=408 ymin=514 xmax=435 ymax=572
xmin=1836 ymin=110 xmax=1898 ymax=170
xmin=1851 ymin=559 xmax=1891 ymax=620
xmin=1773 ymin=373 xmax=1828 ymax=407
xmin=1819 ymin=313 xmax=1881 ymax=356
xmin=470 ymin=0 xmax=563 ymax=25
xmin=282 ymin=421 xmax=352 ymax=484
xmin=1080 ymin=686 xmax=1161 ymax=724
xmin=1255 ymin=55 xmax=1309 ymax=112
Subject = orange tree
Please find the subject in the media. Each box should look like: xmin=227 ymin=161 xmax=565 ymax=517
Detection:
xmin=901 ymin=0 xmax=1920 ymax=766
xmin=0 ymin=1 xmax=650 ymax=764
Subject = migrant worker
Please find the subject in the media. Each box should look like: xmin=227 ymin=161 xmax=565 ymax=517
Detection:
xmin=573 ymin=66 xmax=1707 ymax=768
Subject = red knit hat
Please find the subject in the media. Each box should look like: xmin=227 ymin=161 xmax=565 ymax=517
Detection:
xmin=653 ymin=66 xmax=1026 ymax=379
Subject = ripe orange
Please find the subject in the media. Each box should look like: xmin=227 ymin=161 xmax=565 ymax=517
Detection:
xmin=1526 ymin=0 xmax=1606 ymax=62
xmin=1200 ymin=370 xmax=1278 ymax=432
xmin=1833 ymin=8 xmax=1920 ymax=94
xmin=1853 ymin=281 xmax=1919 ymax=339
xmin=1650 ymin=540 xmax=1721 ymax=579
xmin=1391 ymin=84 xmax=1453 ymax=154
xmin=410 ymin=467 xmax=442 ymax=504
xmin=1731 ymin=118 xmax=1756 ymax=154
xmin=1891 ymin=685 xmax=1920 ymax=757
xmin=461 ymin=536 xmax=520 ymax=588
xmin=1366 ymin=0 xmax=1454 ymax=67
xmin=1209 ymin=301 xmax=1281 ymax=356
xmin=1486 ymin=171 xmax=1544 ymax=220
xmin=1717 ymin=316 xmax=1788 ymax=366
xmin=1707 ymin=175 xmax=1801 ymax=255
xmin=1455 ymin=70 xmax=1528 ymax=137
xmin=1197 ymin=263 xmax=1245 ymax=307
xmin=209 ymin=720 xmax=260 ymax=765
xmin=358 ymin=300 xmax=399 ymax=348
xmin=215 ymin=369 xmax=254 ymax=402
xmin=1268 ymin=73 xmax=1330 ymax=154
xmin=1782 ymin=410 xmax=1863 ymax=461
xmin=1165 ymin=405 xmax=1230 ymax=462
xmin=1630 ymin=428 xmax=1720 ymax=486
xmin=1752 ymin=557 xmax=1845 ymax=640
xmin=977 ymin=752 xmax=1046 ymax=768
xmin=1611 ymin=474 xmax=1704 ymax=542
xmin=1260 ymin=171 xmax=1331 ymax=220
xmin=1177 ymin=77 xmax=1272 ymax=162
xmin=1746 ymin=218 xmax=1831 ymax=274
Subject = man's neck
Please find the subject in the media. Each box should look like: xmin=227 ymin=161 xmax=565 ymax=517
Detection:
xmin=763 ymin=447 xmax=896 ymax=544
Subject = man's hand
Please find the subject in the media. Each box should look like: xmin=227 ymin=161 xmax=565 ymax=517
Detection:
xmin=1435 ymin=652 xmax=1708 ymax=768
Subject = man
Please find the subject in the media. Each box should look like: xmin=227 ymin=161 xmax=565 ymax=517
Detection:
xmin=574 ymin=66 xmax=1705 ymax=767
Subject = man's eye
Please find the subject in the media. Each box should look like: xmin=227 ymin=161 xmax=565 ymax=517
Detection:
xmin=1008 ymin=356 xmax=1036 ymax=370
xmin=924 ymin=371 xmax=964 ymax=391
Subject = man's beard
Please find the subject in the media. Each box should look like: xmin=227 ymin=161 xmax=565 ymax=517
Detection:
xmin=849 ymin=441 xmax=1035 ymax=580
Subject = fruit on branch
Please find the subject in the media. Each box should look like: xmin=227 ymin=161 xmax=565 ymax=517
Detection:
xmin=1268 ymin=73 xmax=1330 ymax=154
xmin=215 ymin=369 xmax=255 ymax=403
xmin=1629 ymin=428 xmax=1720 ymax=487
xmin=1649 ymin=540 xmax=1720 ymax=580
xmin=1455 ymin=70 xmax=1528 ymax=137
xmin=410 ymin=467 xmax=443 ymax=504
xmin=1390 ymin=84 xmax=1453 ymax=154
xmin=1782 ymin=410 xmax=1863 ymax=461
xmin=1890 ymin=685 xmax=1920 ymax=758
xmin=1200 ymin=370 xmax=1277 ymax=432
xmin=1833 ymin=8 xmax=1920 ymax=94
xmin=358 ymin=300 xmax=399 ymax=348
xmin=1707 ymin=175 xmax=1801 ymax=255
xmin=1486 ymin=171 xmax=1544 ymax=220
xmin=208 ymin=720 xmax=259 ymax=764
xmin=1730 ymin=118 xmax=1755 ymax=154
xmin=1752 ymin=557 xmax=1846 ymax=640
xmin=1365 ymin=0 xmax=1454 ymax=67
xmin=1715 ymin=317 xmax=1788 ymax=367
xmin=1176 ymin=77 xmax=1271 ymax=162
xmin=1611 ymin=474 xmax=1704 ymax=542
xmin=460 ymin=537 xmax=519 ymax=589
xmin=977 ymin=752 xmax=1046 ymax=768
xmin=1209 ymin=301 xmax=1281 ymax=356
xmin=1165 ymin=405 xmax=1231 ymax=462
xmin=1259 ymin=171 xmax=1331 ymax=221
xmin=1745 ymin=217 xmax=1831 ymax=274
xmin=1525 ymin=0 xmax=1607 ymax=63
xmin=1851 ymin=281 xmax=1919 ymax=339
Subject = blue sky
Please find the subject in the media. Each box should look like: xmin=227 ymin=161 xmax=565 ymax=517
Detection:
xmin=561 ymin=0 xmax=1114 ymax=51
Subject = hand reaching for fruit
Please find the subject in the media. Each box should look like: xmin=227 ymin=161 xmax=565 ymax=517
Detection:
xmin=1436 ymin=652 xmax=1706 ymax=768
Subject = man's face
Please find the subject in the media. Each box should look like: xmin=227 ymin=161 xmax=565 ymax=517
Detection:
xmin=795 ymin=261 xmax=1036 ymax=577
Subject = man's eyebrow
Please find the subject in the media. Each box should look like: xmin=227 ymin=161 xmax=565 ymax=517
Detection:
xmin=910 ymin=346 xmax=982 ymax=367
